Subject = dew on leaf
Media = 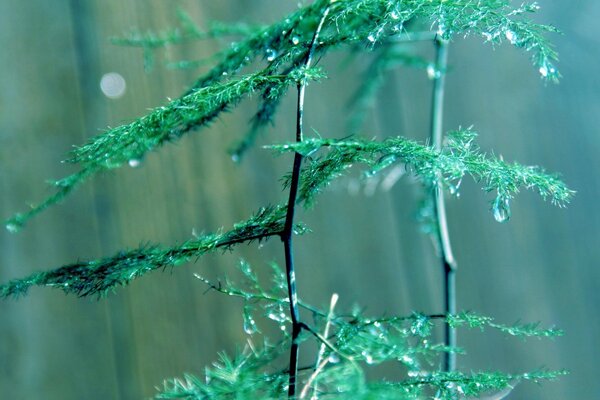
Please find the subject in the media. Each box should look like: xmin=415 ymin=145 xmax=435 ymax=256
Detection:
xmin=265 ymin=48 xmax=277 ymax=62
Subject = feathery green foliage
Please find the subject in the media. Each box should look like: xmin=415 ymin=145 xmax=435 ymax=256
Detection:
xmin=152 ymin=261 xmax=566 ymax=400
xmin=5 ymin=0 xmax=560 ymax=231
xmin=1 ymin=206 xmax=308 ymax=298
xmin=270 ymin=129 xmax=574 ymax=211
xmin=5 ymin=68 xmax=324 ymax=232
xmin=3 ymin=0 xmax=571 ymax=398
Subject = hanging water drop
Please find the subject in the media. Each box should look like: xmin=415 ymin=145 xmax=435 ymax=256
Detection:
xmin=5 ymin=222 xmax=19 ymax=233
xmin=367 ymin=34 xmax=376 ymax=43
xmin=291 ymin=36 xmax=300 ymax=45
xmin=265 ymin=48 xmax=277 ymax=62
xmin=427 ymin=64 xmax=440 ymax=80
xmin=328 ymin=353 xmax=340 ymax=364
xmin=539 ymin=62 xmax=556 ymax=79
xmin=449 ymin=178 xmax=462 ymax=196
xmin=231 ymin=153 xmax=240 ymax=163
xmin=492 ymin=196 xmax=511 ymax=223
xmin=390 ymin=10 xmax=400 ymax=20
xmin=505 ymin=29 xmax=517 ymax=45
xmin=128 ymin=158 xmax=141 ymax=168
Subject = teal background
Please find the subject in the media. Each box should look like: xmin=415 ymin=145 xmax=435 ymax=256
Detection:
xmin=1 ymin=1 xmax=598 ymax=398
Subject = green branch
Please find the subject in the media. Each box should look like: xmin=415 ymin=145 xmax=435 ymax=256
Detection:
xmin=6 ymin=1 xmax=560 ymax=232
xmin=269 ymin=129 xmax=574 ymax=211
xmin=1 ymin=205 xmax=305 ymax=298
xmin=5 ymin=68 xmax=324 ymax=232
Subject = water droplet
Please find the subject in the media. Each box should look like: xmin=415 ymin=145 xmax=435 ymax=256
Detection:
xmin=265 ymin=48 xmax=277 ymax=62
xmin=6 ymin=222 xmax=20 ymax=233
xmin=492 ymin=196 xmax=511 ymax=223
xmin=539 ymin=62 xmax=557 ymax=78
xmin=243 ymin=306 xmax=258 ymax=335
xmin=222 ymin=71 xmax=228 ymax=76
xmin=505 ymin=29 xmax=517 ymax=45
xmin=427 ymin=64 xmax=440 ymax=80
xmin=390 ymin=10 xmax=400 ymax=20
xmin=231 ymin=153 xmax=240 ymax=163
xmin=361 ymin=351 xmax=374 ymax=364
xmin=291 ymin=36 xmax=300 ymax=45
xmin=328 ymin=353 xmax=340 ymax=364
xmin=367 ymin=34 xmax=376 ymax=43
xmin=449 ymin=178 xmax=462 ymax=196
xmin=401 ymin=355 xmax=414 ymax=364
xmin=128 ymin=159 xmax=141 ymax=168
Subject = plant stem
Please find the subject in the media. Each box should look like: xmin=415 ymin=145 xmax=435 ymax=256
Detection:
xmin=281 ymin=4 xmax=331 ymax=397
xmin=429 ymin=36 xmax=457 ymax=373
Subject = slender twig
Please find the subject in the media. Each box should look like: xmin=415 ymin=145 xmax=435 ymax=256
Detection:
xmin=307 ymin=293 xmax=339 ymax=399
xmin=299 ymin=354 xmax=330 ymax=399
xmin=281 ymin=4 xmax=332 ymax=397
xmin=299 ymin=322 xmax=354 ymax=363
xmin=429 ymin=36 xmax=457 ymax=373
xmin=192 ymin=273 xmax=328 ymax=317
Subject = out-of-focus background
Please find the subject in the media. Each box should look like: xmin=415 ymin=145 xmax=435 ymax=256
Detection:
xmin=1 ymin=1 xmax=598 ymax=399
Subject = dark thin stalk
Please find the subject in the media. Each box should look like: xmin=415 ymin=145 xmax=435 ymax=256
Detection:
xmin=429 ymin=36 xmax=458 ymax=373
xmin=281 ymin=4 xmax=331 ymax=398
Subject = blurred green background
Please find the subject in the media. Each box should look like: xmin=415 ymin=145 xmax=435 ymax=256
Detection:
xmin=1 ymin=1 xmax=598 ymax=399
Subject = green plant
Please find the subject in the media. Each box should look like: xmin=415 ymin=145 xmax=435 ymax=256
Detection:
xmin=2 ymin=1 xmax=573 ymax=398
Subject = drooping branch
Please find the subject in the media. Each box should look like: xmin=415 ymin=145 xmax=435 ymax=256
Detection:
xmin=5 ymin=69 xmax=324 ymax=232
xmin=0 ymin=205 xmax=304 ymax=298
xmin=6 ymin=0 xmax=560 ymax=232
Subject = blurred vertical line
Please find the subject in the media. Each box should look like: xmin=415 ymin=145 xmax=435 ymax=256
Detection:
xmin=66 ymin=1 xmax=138 ymax=398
